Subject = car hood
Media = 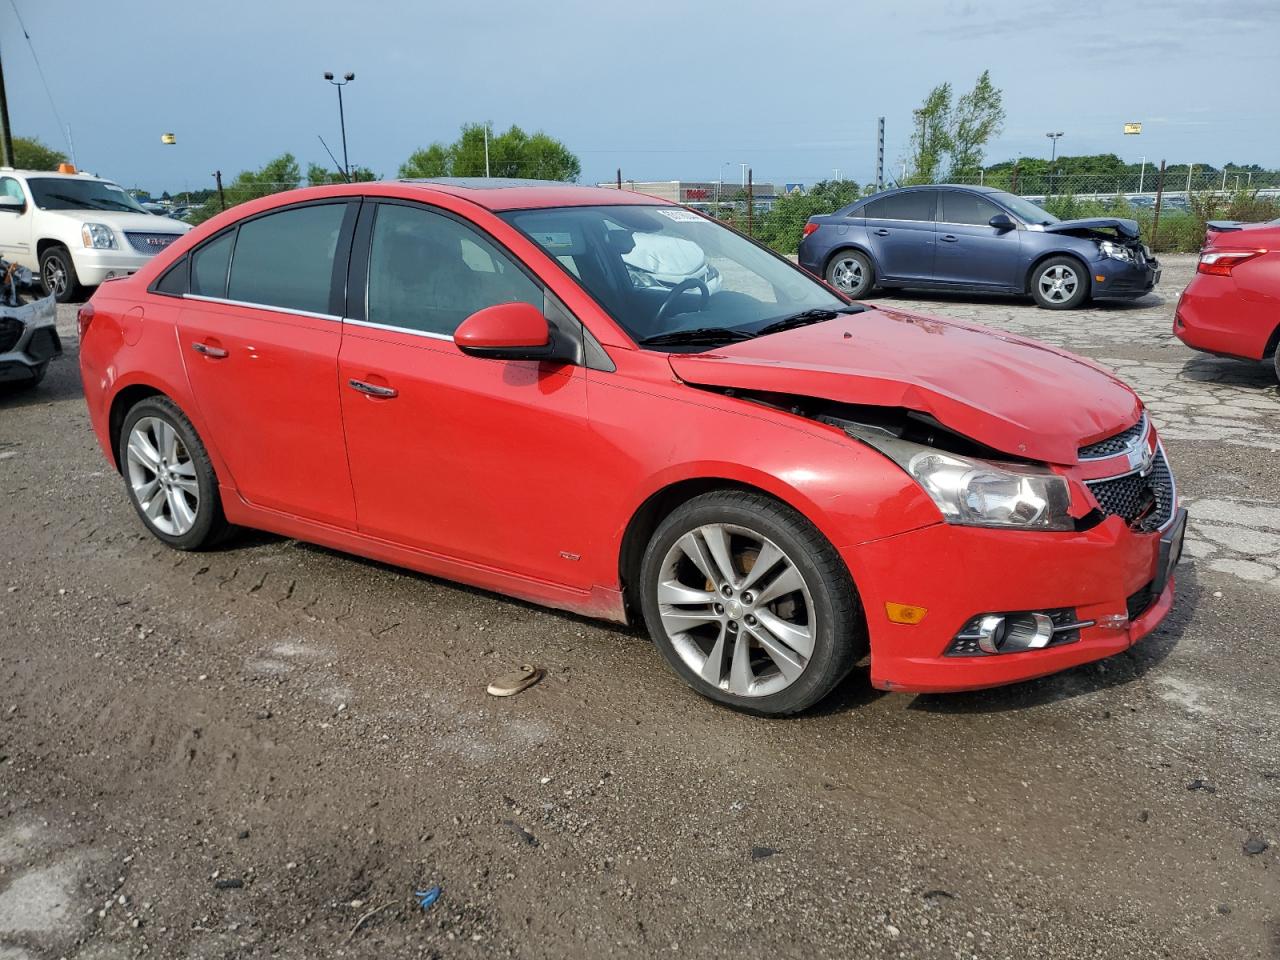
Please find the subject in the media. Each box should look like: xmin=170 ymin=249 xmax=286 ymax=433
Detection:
xmin=1041 ymin=217 xmax=1140 ymax=239
xmin=40 ymin=209 xmax=190 ymax=234
xmin=666 ymin=307 xmax=1142 ymax=465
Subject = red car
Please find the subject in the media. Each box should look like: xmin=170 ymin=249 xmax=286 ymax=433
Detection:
xmin=79 ymin=179 xmax=1185 ymax=715
xmin=1175 ymin=217 xmax=1280 ymax=379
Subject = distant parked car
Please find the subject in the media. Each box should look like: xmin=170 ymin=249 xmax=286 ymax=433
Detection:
xmin=799 ymin=185 xmax=1160 ymax=310
xmin=0 ymin=164 xmax=191 ymax=303
xmin=1174 ymin=217 xmax=1280 ymax=379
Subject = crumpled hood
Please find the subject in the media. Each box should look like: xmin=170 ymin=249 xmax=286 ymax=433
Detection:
xmin=667 ymin=307 xmax=1142 ymax=465
xmin=1042 ymin=217 xmax=1140 ymax=239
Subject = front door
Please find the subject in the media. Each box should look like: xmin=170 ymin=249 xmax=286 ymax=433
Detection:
xmin=176 ymin=201 xmax=358 ymax=528
xmin=861 ymin=189 xmax=938 ymax=282
xmin=337 ymin=201 xmax=594 ymax=587
xmin=0 ymin=176 xmax=33 ymax=266
xmin=933 ymin=190 xmax=1022 ymax=288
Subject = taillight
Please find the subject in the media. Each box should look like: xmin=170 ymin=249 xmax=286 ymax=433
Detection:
xmin=77 ymin=302 xmax=95 ymax=338
xmin=1197 ymin=249 xmax=1266 ymax=276
xmin=802 ymin=222 xmax=820 ymax=238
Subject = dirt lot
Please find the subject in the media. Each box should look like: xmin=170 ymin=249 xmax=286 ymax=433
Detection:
xmin=2 ymin=255 xmax=1278 ymax=959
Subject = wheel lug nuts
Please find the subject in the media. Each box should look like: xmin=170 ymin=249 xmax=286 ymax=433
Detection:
xmin=727 ymin=621 xmax=737 ymax=632
xmin=714 ymin=603 xmax=725 ymax=615
xmin=721 ymin=585 xmax=733 ymax=597
xmin=745 ymin=614 xmax=757 ymax=626
xmin=741 ymin=591 xmax=753 ymax=604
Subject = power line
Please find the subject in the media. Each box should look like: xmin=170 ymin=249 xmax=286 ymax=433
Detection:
xmin=7 ymin=0 xmax=73 ymax=157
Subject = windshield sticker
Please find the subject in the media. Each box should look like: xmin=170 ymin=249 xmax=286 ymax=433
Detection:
xmin=530 ymin=231 xmax=576 ymax=251
xmin=654 ymin=209 xmax=704 ymax=223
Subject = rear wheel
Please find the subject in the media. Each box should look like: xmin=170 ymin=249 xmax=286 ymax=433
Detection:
xmin=39 ymin=246 xmax=82 ymax=304
xmin=118 ymin=396 xmax=231 ymax=550
xmin=824 ymin=250 xmax=875 ymax=299
xmin=1031 ymin=256 xmax=1089 ymax=309
xmin=639 ymin=491 xmax=865 ymax=716
xmin=1273 ymin=348 xmax=1280 ymax=383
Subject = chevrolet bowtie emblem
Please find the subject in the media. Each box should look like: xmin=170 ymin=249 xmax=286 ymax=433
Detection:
xmin=1128 ymin=444 xmax=1154 ymax=474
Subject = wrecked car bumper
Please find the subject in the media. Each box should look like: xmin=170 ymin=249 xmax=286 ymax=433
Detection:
xmin=0 ymin=294 xmax=61 ymax=383
xmin=843 ymin=509 xmax=1183 ymax=693
xmin=1090 ymin=253 xmax=1160 ymax=300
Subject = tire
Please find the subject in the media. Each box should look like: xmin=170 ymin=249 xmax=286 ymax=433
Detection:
xmin=638 ymin=490 xmax=865 ymax=716
xmin=39 ymin=245 xmax=82 ymax=304
xmin=824 ymin=249 xmax=875 ymax=299
xmin=117 ymin=396 xmax=231 ymax=550
xmin=1273 ymin=350 xmax=1280 ymax=384
xmin=1030 ymin=256 xmax=1089 ymax=310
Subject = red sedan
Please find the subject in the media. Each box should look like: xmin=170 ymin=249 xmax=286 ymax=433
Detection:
xmin=79 ymin=179 xmax=1185 ymax=715
xmin=1175 ymin=217 xmax=1280 ymax=379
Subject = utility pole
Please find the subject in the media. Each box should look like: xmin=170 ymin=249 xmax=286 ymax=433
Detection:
xmin=739 ymin=162 xmax=747 ymax=188
xmin=876 ymin=116 xmax=885 ymax=191
xmin=214 ymin=171 xmax=226 ymax=211
xmin=484 ymin=122 xmax=490 ymax=178
xmin=0 ymin=43 xmax=14 ymax=168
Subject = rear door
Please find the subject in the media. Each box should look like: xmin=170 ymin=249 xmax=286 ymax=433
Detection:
xmin=933 ymin=190 xmax=1022 ymax=288
xmin=861 ymin=190 xmax=938 ymax=282
xmin=176 ymin=200 xmax=359 ymax=528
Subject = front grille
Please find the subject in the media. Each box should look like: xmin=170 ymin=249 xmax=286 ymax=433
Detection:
xmin=1127 ymin=581 xmax=1155 ymax=620
xmin=1079 ymin=413 xmax=1147 ymax=460
xmin=124 ymin=232 xmax=181 ymax=256
xmin=1086 ymin=447 xmax=1175 ymax=533
xmin=0 ymin=317 xmax=19 ymax=353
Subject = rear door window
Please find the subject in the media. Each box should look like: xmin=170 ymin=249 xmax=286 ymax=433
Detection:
xmin=226 ymin=203 xmax=347 ymax=314
xmin=862 ymin=191 xmax=937 ymax=222
xmin=941 ymin=192 xmax=1003 ymax=226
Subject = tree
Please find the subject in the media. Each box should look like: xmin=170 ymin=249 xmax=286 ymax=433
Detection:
xmin=904 ymin=72 xmax=1005 ymax=183
xmin=14 ymin=136 xmax=67 ymax=170
xmin=756 ymin=180 xmax=862 ymax=255
xmin=306 ymin=163 xmax=377 ymax=186
xmin=187 ymin=154 xmax=302 ymax=224
xmin=948 ymin=70 xmax=1005 ymax=179
xmin=399 ymin=123 xmax=580 ymax=182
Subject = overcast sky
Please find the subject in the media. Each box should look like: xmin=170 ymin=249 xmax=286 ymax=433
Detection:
xmin=5 ymin=0 xmax=1277 ymax=193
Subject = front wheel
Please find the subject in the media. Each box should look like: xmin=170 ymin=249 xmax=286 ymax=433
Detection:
xmin=39 ymin=246 xmax=82 ymax=304
xmin=1031 ymin=256 xmax=1089 ymax=310
xmin=639 ymin=491 xmax=865 ymax=716
xmin=824 ymin=250 xmax=875 ymax=299
xmin=118 ymin=396 xmax=231 ymax=550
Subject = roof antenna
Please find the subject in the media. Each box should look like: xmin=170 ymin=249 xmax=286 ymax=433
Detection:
xmin=317 ymin=135 xmax=349 ymax=183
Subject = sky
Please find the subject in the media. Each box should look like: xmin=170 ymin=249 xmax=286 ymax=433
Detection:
xmin=4 ymin=0 xmax=1278 ymax=194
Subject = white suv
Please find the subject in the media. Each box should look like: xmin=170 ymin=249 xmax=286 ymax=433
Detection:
xmin=0 ymin=166 xmax=191 ymax=303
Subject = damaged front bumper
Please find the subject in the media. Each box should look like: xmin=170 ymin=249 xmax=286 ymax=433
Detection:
xmin=1090 ymin=248 xmax=1160 ymax=300
xmin=0 ymin=294 xmax=62 ymax=384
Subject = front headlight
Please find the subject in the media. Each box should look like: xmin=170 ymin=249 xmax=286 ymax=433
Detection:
xmin=849 ymin=429 xmax=1074 ymax=531
xmin=81 ymin=223 xmax=117 ymax=249
xmin=626 ymin=264 xmax=662 ymax=289
xmin=1098 ymin=240 xmax=1134 ymax=263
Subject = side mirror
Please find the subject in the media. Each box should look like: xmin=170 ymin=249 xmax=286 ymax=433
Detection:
xmin=454 ymin=301 xmax=568 ymax=362
xmin=988 ymin=213 xmax=1015 ymax=231
xmin=0 ymin=195 xmax=25 ymax=214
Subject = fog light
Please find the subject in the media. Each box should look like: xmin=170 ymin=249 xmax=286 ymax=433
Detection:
xmin=947 ymin=609 xmax=1093 ymax=657
xmin=976 ymin=615 xmax=1006 ymax=653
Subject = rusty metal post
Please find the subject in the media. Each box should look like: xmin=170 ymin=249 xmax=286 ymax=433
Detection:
xmin=1151 ymin=160 xmax=1166 ymax=249
xmin=746 ymin=168 xmax=753 ymax=237
xmin=616 ymin=168 xmax=621 ymax=190
xmin=215 ymin=170 xmax=226 ymax=211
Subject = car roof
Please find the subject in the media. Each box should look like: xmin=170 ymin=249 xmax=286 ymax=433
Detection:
xmin=398 ymin=178 xmax=669 ymax=211
xmin=0 ymin=168 xmax=112 ymax=182
xmin=858 ymin=183 xmax=1004 ymax=201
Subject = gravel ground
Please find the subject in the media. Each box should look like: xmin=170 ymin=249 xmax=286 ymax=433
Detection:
xmin=1 ymin=254 xmax=1277 ymax=959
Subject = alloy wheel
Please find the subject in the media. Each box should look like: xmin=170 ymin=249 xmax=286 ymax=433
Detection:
xmin=830 ymin=257 xmax=865 ymax=294
xmin=125 ymin=417 xmax=201 ymax=536
xmin=655 ymin=523 xmax=816 ymax=698
xmin=42 ymin=258 xmax=67 ymax=299
xmin=1038 ymin=264 xmax=1078 ymax=303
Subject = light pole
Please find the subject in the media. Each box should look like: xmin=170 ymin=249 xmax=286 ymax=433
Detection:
xmin=323 ymin=71 xmax=355 ymax=182
xmin=1045 ymin=131 xmax=1063 ymax=194
xmin=739 ymin=162 xmax=748 ymax=188
xmin=1138 ymin=155 xmax=1146 ymax=194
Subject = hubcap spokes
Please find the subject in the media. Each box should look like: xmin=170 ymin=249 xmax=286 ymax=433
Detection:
xmin=44 ymin=261 xmax=66 ymax=297
xmin=657 ymin=523 xmax=815 ymax=698
xmin=832 ymin=258 xmax=864 ymax=293
xmin=1040 ymin=265 xmax=1078 ymax=302
xmin=126 ymin=417 xmax=199 ymax=536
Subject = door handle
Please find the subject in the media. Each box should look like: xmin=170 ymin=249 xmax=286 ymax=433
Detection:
xmin=191 ymin=341 xmax=229 ymax=359
xmin=940 ymin=234 xmax=959 ymax=242
xmin=873 ymin=228 xmax=891 ymax=236
xmin=348 ymin=378 xmax=398 ymax=399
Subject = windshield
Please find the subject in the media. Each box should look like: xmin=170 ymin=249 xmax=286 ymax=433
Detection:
xmin=28 ymin=177 xmax=148 ymax=214
xmin=990 ymin=191 xmax=1059 ymax=226
xmin=500 ymin=204 xmax=851 ymax=349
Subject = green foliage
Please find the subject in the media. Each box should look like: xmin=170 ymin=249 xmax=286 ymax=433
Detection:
xmin=306 ymin=163 xmax=377 ymax=186
xmin=14 ymin=136 xmax=67 ymax=170
xmin=399 ymin=123 xmax=580 ymax=182
xmin=755 ymin=180 xmax=862 ymax=255
xmin=187 ymin=154 xmax=302 ymax=225
xmin=905 ymin=72 xmax=1004 ymax=183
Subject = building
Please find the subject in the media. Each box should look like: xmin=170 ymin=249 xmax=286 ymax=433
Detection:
xmin=596 ymin=180 xmax=778 ymax=211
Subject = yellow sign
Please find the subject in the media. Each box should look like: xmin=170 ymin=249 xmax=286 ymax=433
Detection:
xmin=1123 ymin=122 xmax=1142 ymax=135
xmin=161 ymin=133 xmax=176 ymax=145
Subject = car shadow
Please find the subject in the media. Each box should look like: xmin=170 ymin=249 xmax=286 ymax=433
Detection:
xmin=0 ymin=358 xmax=84 ymax=409
xmin=876 ymin=288 xmax=1163 ymax=312
xmin=902 ymin=561 xmax=1202 ymax=715
xmin=1179 ymin=353 xmax=1279 ymax=390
